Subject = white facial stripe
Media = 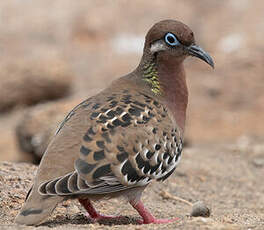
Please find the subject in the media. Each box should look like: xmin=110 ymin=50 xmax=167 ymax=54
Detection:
xmin=150 ymin=40 xmax=167 ymax=53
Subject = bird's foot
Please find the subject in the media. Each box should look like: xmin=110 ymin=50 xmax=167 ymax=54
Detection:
xmin=130 ymin=200 xmax=178 ymax=224
xmin=79 ymin=198 xmax=125 ymax=223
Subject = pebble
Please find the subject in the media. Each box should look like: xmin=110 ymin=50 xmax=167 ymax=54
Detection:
xmin=252 ymin=157 xmax=264 ymax=168
xmin=191 ymin=201 xmax=211 ymax=217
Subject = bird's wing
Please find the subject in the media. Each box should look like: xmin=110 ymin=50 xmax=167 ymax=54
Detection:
xmin=38 ymin=90 xmax=183 ymax=196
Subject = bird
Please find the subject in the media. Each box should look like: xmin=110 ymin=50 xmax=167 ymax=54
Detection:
xmin=15 ymin=19 xmax=214 ymax=226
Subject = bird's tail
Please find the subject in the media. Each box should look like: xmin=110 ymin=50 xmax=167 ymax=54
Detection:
xmin=15 ymin=184 xmax=63 ymax=225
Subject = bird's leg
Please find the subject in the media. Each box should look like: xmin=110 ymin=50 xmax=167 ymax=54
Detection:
xmin=78 ymin=198 xmax=124 ymax=222
xmin=130 ymin=200 xmax=178 ymax=224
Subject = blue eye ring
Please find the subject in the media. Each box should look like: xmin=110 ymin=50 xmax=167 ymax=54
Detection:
xmin=165 ymin=32 xmax=180 ymax=46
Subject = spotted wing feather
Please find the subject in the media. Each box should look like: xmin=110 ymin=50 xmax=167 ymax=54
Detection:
xmin=38 ymin=90 xmax=183 ymax=196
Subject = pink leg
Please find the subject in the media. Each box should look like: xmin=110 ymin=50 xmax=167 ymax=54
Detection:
xmin=78 ymin=198 xmax=123 ymax=222
xmin=130 ymin=200 xmax=178 ymax=224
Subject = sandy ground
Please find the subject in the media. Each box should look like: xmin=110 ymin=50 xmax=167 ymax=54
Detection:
xmin=1 ymin=142 xmax=264 ymax=229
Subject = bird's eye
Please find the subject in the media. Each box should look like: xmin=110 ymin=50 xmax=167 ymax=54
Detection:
xmin=165 ymin=32 xmax=180 ymax=46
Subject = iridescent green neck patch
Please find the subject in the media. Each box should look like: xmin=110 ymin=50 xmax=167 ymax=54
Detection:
xmin=142 ymin=62 xmax=161 ymax=95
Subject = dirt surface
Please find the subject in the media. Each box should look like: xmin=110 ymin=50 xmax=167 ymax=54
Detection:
xmin=1 ymin=141 xmax=264 ymax=229
xmin=0 ymin=0 xmax=264 ymax=229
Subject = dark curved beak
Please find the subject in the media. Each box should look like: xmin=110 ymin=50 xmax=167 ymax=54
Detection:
xmin=187 ymin=44 xmax=214 ymax=68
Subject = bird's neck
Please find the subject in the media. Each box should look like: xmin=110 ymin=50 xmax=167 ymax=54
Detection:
xmin=138 ymin=53 xmax=188 ymax=133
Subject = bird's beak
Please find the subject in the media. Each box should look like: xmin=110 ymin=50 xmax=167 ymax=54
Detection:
xmin=187 ymin=44 xmax=214 ymax=68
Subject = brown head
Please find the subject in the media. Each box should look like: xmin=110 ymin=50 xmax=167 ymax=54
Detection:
xmin=137 ymin=20 xmax=214 ymax=133
xmin=142 ymin=19 xmax=214 ymax=67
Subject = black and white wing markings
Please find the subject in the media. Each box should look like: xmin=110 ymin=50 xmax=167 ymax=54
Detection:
xmin=114 ymin=127 xmax=183 ymax=185
xmin=38 ymin=127 xmax=182 ymax=197
xmin=88 ymin=92 xmax=167 ymax=132
xmin=38 ymin=91 xmax=183 ymax=196
xmin=38 ymin=171 xmax=129 ymax=196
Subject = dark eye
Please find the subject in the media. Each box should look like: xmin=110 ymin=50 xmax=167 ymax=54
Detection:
xmin=165 ymin=32 xmax=180 ymax=46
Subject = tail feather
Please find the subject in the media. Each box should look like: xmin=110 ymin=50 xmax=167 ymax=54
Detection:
xmin=15 ymin=185 xmax=63 ymax=225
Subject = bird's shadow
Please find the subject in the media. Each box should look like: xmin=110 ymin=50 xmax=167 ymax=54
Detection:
xmin=40 ymin=214 xmax=140 ymax=227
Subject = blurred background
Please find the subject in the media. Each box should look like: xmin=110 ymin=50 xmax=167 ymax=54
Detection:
xmin=0 ymin=0 xmax=263 ymax=163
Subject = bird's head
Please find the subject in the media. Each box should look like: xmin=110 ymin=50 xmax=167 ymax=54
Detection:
xmin=144 ymin=20 xmax=214 ymax=68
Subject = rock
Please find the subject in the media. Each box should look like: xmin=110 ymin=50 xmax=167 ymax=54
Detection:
xmin=0 ymin=56 xmax=73 ymax=113
xmin=15 ymin=98 xmax=82 ymax=163
xmin=191 ymin=201 xmax=211 ymax=217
